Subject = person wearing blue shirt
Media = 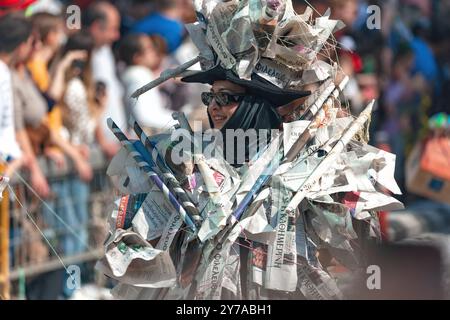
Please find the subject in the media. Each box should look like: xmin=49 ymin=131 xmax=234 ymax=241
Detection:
xmin=130 ymin=1 xmax=184 ymax=54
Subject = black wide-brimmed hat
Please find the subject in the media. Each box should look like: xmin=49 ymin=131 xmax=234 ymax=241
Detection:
xmin=181 ymin=64 xmax=310 ymax=107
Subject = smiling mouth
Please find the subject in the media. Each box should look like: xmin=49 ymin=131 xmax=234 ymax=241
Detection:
xmin=212 ymin=115 xmax=226 ymax=122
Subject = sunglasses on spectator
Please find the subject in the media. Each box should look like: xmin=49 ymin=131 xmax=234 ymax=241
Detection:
xmin=201 ymin=92 xmax=245 ymax=107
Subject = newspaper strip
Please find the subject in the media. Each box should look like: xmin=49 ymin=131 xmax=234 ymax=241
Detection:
xmin=250 ymin=2 xmax=284 ymax=52
xmin=353 ymin=141 xmax=402 ymax=195
xmin=132 ymin=190 xmax=173 ymax=241
xmin=195 ymin=240 xmax=233 ymax=300
xmin=235 ymin=133 xmax=281 ymax=198
xmin=279 ymin=154 xmax=321 ymax=192
xmin=308 ymin=198 xmax=358 ymax=243
xmin=254 ymin=58 xmax=302 ymax=89
xmin=185 ymin=22 xmax=215 ymax=64
xmin=155 ymin=209 xmax=183 ymax=251
xmin=224 ymin=186 xmax=274 ymax=247
xmin=297 ymin=261 xmax=343 ymax=300
xmin=196 ymin=154 xmax=239 ymax=242
xmin=222 ymin=2 xmax=258 ymax=79
xmin=283 ymin=120 xmax=311 ymax=157
xmin=265 ymin=176 xmax=297 ymax=291
xmin=220 ymin=242 xmax=242 ymax=298
xmin=114 ymin=193 xmax=147 ymax=230
xmin=97 ymin=229 xmax=177 ymax=288
xmin=264 ymin=6 xmax=344 ymax=72
xmin=205 ymin=2 xmax=237 ymax=69
xmin=295 ymin=209 xmax=308 ymax=259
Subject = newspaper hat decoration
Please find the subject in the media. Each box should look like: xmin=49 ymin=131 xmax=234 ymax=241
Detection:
xmin=181 ymin=0 xmax=345 ymax=107
xmin=182 ymin=63 xmax=310 ymax=107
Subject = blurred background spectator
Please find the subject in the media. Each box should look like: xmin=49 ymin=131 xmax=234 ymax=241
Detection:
xmin=119 ymin=33 xmax=176 ymax=134
xmin=82 ymin=1 xmax=123 ymax=158
xmin=0 ymin=13 xmax=31 ymax=177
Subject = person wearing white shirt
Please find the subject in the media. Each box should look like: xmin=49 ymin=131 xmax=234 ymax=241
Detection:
xmin=0 ymin=59 xmax=22 ymax=161
xmin=83 ymin=1 xmax=124 ymax=158
xmin=119 ymin=33 xmax=176 ymax=132
xmin=0 ymin=15 xmax=34 ymax=176
xmin=91 ymin=45 xmax=127 ymax=138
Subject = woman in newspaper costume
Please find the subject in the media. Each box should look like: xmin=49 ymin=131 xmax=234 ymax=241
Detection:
xmin=98 ymin=0 xmax=404 ymax=300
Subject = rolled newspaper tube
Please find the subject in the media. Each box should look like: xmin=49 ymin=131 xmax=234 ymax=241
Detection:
xmin=284 ymin=75 xmax=349 ymax=163
xmin=130 ymin=117 xmax=168 ymax=169
xmin=299 ymin=78 xmax=335 ymax=121
xmin=132 ymin=119 xmax=202 ymax=228
xmin=172 ymin=112 xmax=222 ymax=197
xmin=107 ymin=118 xmax=197 ymax=234
xmin=284 ymin=100 xmax=375 ymax=214
xmin=131 ymin=56 xmax=201 ymax=99
xmin=303 ymin=76 xmax=349 ymax=121
xmin=171 ymin=112 xmax=219 ymax=192
xmin=172 ymin=112 xmax=218 ymax=193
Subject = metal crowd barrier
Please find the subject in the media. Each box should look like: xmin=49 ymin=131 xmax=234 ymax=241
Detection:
xmin=1 ymin=147 xmax=118 ymax=299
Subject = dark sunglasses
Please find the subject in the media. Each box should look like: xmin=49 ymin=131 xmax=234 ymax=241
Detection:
xmin=201 ymin=92 xmax=245 ymax=107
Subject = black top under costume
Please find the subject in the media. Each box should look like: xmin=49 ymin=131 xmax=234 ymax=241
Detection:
xmin=207 ymin=95 xmax=282 ymax=167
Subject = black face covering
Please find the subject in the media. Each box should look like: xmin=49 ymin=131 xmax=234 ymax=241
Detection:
xmin=207 ymin=95 xmax=282 ymax=167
